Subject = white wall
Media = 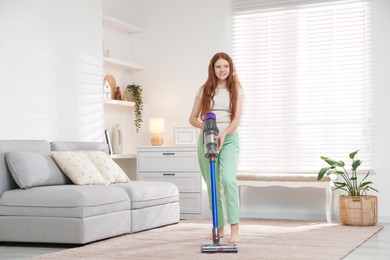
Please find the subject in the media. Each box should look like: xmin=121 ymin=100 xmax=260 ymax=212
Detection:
xmin=0 ymin=0 xmax=103 ymax=141
xmin=1 ymin=0 xmax=389 ymax=222
xmin=371 ymin=0 xmax=390 ymax=222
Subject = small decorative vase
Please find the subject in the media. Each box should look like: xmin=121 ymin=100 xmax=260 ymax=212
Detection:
xmin=124 ymin=89 xmax=134 ymax=102
xmin=112 ymin=124 xmax=123 ymax=154
xmin=103 ymin=80 xmax=112 ymax=100
xmin=339 ymin=195 xmax=378 ymax=226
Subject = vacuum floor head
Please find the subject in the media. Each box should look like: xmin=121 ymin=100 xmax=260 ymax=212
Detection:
xmin=201 ymin=244 xmax=238 ymax=253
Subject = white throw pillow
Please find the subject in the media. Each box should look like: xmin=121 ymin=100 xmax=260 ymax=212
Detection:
xmin=83 ymin=151 xmax=131 ymax=184
xmin=51 ymin=151 xmax=107 ymax=185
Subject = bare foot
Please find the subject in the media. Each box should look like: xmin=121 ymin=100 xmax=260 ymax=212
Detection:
xmin=219 ymin=226 xmax=225 ymax=238
xmin=207 ymin=226 xmax=224 ymax=240
xmin=229 ymin=223 xmax=240 ymax=244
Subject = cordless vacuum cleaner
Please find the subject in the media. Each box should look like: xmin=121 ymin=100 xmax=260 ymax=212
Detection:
xmin=201 ymin=112 xmax=238 ymax=253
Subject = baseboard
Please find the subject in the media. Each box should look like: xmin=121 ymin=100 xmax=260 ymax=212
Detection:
xmin=378 ymin=215 xmax=390 ymax=223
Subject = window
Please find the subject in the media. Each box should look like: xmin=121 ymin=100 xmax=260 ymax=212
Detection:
xmin=232 ymin=0 xmax=373 ymax=173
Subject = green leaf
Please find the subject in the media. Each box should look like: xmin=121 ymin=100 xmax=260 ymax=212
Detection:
xmin=360 ymin=181 xmax=373 ymax=187
xmin=334 ymin=182 xmax=346 ymax=188
xmin=334 ymin=186 xmax=348 ymax=193
xmin=323 ymin=158 xmax=337 ymax=166
xmin=337 ymin=160 xmax=345 ymax=167
xmin=360 ymin=171 xmax=370 ymax=183
xmin=317 ymin=167 xmax=329 ymax=180
xmin=323 ymin=158 xmax=345 ymax=167
xmin=367 ymin=186 xmax=379 ymax=193
xmin=352 ymin=159 xmax=362 ymax=171
xmin=349 ymin=150 xmax=359 ymax=159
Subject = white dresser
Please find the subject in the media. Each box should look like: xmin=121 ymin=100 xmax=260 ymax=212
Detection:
xmin=137 ymin=146 xmax=202 ymax=219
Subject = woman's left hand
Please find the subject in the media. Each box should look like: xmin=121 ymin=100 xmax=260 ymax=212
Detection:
xmin=216 ymin=132 xmax=226 ymax=151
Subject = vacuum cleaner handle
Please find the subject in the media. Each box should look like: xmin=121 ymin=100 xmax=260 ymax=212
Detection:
xmin=209 ymin=157 xmax=219 ymax=244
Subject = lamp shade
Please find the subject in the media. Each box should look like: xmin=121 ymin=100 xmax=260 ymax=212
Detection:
xmin=149 ymin=118 xmax=165 ymax=133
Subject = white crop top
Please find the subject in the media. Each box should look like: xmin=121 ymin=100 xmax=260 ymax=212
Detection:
xmin=197 ymin=87 xmax=244 ymax=133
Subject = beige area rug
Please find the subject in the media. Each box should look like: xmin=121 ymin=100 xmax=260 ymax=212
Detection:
xmin=34 ymin=218 xmax=383 ymax=260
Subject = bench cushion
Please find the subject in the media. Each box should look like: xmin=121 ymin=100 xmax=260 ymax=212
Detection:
xmin=237 ymin=173 xmax=332 ymax=182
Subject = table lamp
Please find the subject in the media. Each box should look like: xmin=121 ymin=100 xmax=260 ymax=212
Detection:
xmin=149 ymin=118 xmax=165 ymax=146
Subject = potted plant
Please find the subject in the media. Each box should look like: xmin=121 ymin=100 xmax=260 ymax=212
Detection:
xmin=318 ymin=150 xmax=378 ymax=226
xmin=126 ymin=83 xmax=143 ymax=132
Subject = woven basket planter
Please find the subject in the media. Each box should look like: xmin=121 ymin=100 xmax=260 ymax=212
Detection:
xmin=339 ymin=195 xmax=378 ymax=226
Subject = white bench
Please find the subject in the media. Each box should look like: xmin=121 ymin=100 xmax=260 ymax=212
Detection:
xmin=237 ymin=173 xmax=334 ymax=223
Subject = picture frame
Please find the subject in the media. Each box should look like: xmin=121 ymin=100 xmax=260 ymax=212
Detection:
xmin=174 ymin=127 xmax=197 ymax=145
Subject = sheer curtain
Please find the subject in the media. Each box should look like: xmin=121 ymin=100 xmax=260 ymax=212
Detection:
xmin=232 ymin=0 xmax=373 ymax=173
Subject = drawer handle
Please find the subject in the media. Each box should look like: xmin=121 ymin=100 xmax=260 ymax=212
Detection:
xmin=163 ymin=152 xmax=175 ymax=156
xmin=163 ymin=173 xmax=176 ymax=176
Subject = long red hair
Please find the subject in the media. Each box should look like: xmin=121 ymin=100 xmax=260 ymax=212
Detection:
xmin=200 ymin=52 xmax=240 ymax=120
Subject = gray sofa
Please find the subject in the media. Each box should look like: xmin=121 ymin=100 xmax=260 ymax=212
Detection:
xmin=0 ymin=140 xmax=180 ymax=244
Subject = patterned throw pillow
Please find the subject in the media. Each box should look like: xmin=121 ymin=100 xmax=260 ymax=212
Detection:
xmin=83 ymin=151 xmax=131 ymax=184
xmin=51 ymin=151 xmax=107 ymax=185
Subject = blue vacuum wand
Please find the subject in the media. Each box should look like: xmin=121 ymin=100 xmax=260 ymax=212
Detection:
xmin=201 ymin=112 xmax=238 ymax=253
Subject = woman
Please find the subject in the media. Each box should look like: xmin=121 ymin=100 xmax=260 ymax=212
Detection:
xmin=189 ymin=52 xmax=244 ymax=244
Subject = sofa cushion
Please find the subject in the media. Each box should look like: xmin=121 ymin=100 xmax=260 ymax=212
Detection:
xmin=51 ymin=151 xmax=107 ymax=185
xmin=114 ymin=181 xmax=179 ymax=210
xmin=0 ymin=140 xmax=51 ymax=197
xmin=0 ymin=185 xmax=130 ymax=218
xmin=84 ymin=151 xmax=131 ymax=184
xmin=5 ymin=152 xmax=70 ymax=189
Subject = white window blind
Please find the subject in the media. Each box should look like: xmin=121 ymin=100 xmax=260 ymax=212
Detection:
xmin=232 ymin=0 xmax=373 ymax=174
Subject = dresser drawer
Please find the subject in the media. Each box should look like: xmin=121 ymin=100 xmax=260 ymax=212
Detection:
xmin=138 ymin=172 xmax=201 ymax=192
xmin=138 ymin=151 xmax=198 ymax=172
xmin=179 ymin=193 xmax=202 ymax=214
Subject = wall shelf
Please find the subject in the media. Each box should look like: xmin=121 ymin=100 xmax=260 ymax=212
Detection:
xmin=103 ymin=57 xmax=144 ymax=71
xmin=102 ymin=14 xmax=142 ymax=33
xmin=104 ymin=99 xmax=135 ymax=107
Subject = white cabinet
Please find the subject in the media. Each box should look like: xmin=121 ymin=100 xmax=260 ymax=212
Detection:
xmin=137 ymin=146 xmax=202 ymax=219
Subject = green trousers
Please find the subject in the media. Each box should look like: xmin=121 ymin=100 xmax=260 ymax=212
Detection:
xmin=198 ymin=133 xmax=240 ymax=227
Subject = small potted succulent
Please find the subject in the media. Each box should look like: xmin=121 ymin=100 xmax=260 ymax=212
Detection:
xmin=318 ymin=150 xmax=378 ymax=226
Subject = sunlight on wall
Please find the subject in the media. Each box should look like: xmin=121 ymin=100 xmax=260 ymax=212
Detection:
xmin=0 ymin=0 xmax=103 ymax=141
